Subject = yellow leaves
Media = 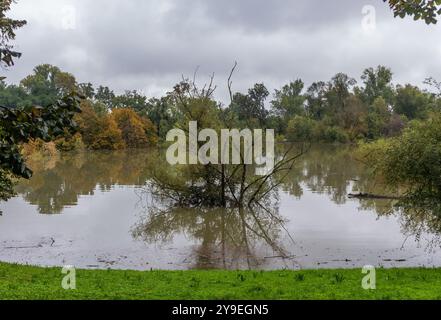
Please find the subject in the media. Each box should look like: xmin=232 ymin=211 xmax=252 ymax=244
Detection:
xmin=110 ymin=108 xmax=158 ymax=148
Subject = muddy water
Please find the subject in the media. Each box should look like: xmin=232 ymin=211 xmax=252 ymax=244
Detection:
xmin=1 ymin=145 xmax=441 ymax=270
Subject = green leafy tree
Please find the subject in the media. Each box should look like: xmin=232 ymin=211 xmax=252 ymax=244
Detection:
xmin=271 ymin=79 xmax=305 ymax=118
xmin=360 ymin=66 xmax=395 ymax=106
xmin=112 ymin=90 xmax=148 ymax=111
xmin=20 ymin=64 xmax=77 ymax=107
xmin=78 ymin=82 xmax=95 ymax=100
xmin=229 ymin=83 xmax=269 ymax=128
xmin=338 ymin=95 xmax=368 ymax=140
xmin=0 ymin=93 xmax=82 ymax=199
xmin=144 ymin=96 xmax=178 ymax=139
xmin=326 ymin=73 xmax=357 ymax=119
xmin=366 ymin=97 xmax=392 ymax=139
xmin=305 ymin=81 xmax=327 ymax=120
xmin=0 ymin=81 xmax=30 ymax=108
xmin=394 ymin=84 xmax=433 ymax=119
xmin=95 ymin=85 xmax=115 ymax=108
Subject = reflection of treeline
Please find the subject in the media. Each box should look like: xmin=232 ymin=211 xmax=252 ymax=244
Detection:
xmin=15 ymin=150 xmax=158 ymax=214
xmin=17 ymin=145 xmax=368 ymax=214
xmin=3 ymin=64 xmax=441 ymax=151
xmin=277 ymin=145 xmax=360 ymax=204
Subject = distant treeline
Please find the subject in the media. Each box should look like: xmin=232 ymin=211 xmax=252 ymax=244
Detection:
xmin=2 ymin=64 xmax=441 ymax=151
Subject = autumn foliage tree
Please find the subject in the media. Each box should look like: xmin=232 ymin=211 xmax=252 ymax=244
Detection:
xmin=111 ymin=108 xmax=157 ymax=148
xmin=75 ymin=101 xmax=124 ymax=150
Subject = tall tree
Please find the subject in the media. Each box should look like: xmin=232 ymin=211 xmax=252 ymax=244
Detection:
xmin=145 ymin=97 xmax=178 ymax=139
xmin=20 ymin=64 xmax=77 ymax=107
xmin=230 ymin=83 xmax=269 ymax=127
xmin=305 ymin=81 xmax=327 ymax=120
xmin=78 ymin=82 xmax=95 ymax=100
xmin=360 ymin=66 xmax=394 ymax=106
xmin=326 ymin=73 xmax=357 ymax=117
xmin=394 ymin=84 xmax=432 ymax=119
xmin=271 ymin=79 xmax=306 ymax=119
xmin=95 ymin=85 xmax=115 ymax=108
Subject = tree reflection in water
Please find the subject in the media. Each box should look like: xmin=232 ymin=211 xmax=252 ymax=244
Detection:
xmin=11 ymin=144 xmax=441 ymax=255
xmin=15 ymin=149 xmax=158 ymax=214
xmin=132 ymin=192 xmax=297 ymax=269
xmin=358 ymin=196 xmax=441 ymax=250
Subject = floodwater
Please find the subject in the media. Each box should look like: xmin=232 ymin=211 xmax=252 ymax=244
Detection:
xmin=1 ymin=145 xmax=441 ymax=270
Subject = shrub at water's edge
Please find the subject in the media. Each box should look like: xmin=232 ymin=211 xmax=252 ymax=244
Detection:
xmin=357 ymin=112 xmax=441 ymax=214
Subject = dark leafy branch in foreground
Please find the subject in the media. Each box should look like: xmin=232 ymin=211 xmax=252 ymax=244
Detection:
xmin=0 ymin=0 xmax=26 ymax=71
xmin=385 ymin=0 xmax=441 ymax=24
xmin=0 ymin=93 xmax=82 ymax=178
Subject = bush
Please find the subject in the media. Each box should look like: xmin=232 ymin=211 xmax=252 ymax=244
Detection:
xmin=322 ymin=126 xmax=349 ymax=143
xmin=286 ymin=116 xmax=317 ymax=142
xmin=90 ymin=116 xmax=125 ymax=150
xmin=76 ymin=101 xmax=125 ymax=150
xmin=21 ymin=139 xmax=58 ymax=158
xmin=55 ymin=133 xmax=84 ymax=152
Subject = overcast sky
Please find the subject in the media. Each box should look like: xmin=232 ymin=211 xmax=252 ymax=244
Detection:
xmin=6 ymin=0 xmax=441 ymax=102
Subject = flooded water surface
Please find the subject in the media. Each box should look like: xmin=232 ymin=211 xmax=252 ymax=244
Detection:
xmin=1 ymin=145 xmax=441 ymax=270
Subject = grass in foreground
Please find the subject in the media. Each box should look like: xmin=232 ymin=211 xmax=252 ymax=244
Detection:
xmin=0 ymin=263 xmax=441 ymax=300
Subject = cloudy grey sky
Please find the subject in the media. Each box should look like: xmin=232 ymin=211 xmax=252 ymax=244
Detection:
xmin=6 ymin=0 xmax=441 ymax=102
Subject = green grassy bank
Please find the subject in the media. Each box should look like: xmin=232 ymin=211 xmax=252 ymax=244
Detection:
xmin=0 ymin=263 xmax=440 ymax=300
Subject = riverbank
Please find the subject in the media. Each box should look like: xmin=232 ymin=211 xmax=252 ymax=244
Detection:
xmin=0 ymin=263 xmax=440 ymax=300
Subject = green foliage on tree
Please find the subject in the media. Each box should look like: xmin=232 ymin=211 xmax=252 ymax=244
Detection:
xmin=394 ymin=84 xmax=433 ymax=119
xmin=385 ymin=0 xmax=441 ymax=24
xmin=95 ymin=86 xmax=115 ymax=108
xmin=0 ymin=0 xmax=26 ymax=71
xmin=20 ymin=64 xmax=77 ymax=107
xmin=271 ymin=80 xmax=305 ymax=118
xmin=366 ymin=97 xmax=391 ymax=139
xmin=305 ymin=81 xmax=327 ymax=121
xmin=144 ymin=97 xmax=178 ymax=139
xmin=228 ymin=83 xmax=270 ymax=128
xmin=360 ymin=66 xmax=395 ymax=106
xmin=286 ymin=116 xmax=316 ymax=142
xmin=0 ymin=81 xmax=30 ymax=108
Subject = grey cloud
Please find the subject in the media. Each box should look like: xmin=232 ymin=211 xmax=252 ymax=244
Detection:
xmin=6 ymin=0 xmax=441 ymax=103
